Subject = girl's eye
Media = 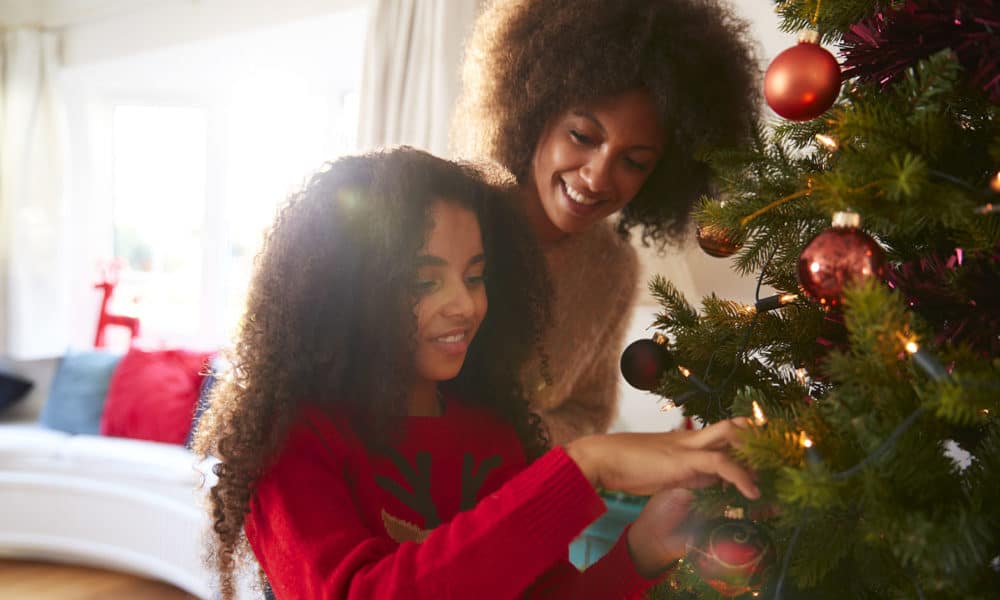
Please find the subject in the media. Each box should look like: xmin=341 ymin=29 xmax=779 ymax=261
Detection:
xmin=465 ymin=274 xmax=486 ymax=286
xmin=413 ymin=279 xmax=439 ymax=295
xmin=569 ymin=130 xmax=594 ymax=145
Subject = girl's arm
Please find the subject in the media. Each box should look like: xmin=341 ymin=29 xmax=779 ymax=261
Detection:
xmin=247 ymin=416 xmax=755 ymax=598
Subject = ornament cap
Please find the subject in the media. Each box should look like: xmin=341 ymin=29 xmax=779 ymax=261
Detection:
xmin=831 ymin=211 xmax=861 ymax=228
xmin=797 ymin=29 xmax=821 ymax=44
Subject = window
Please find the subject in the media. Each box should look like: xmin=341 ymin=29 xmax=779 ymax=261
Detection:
xmin=111 ymin=104 xmax=209 ymax=342
xmin=69 ymin=8 xmax=368 ymax=349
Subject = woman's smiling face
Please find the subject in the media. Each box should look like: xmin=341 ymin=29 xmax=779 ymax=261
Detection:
xmin=528 ymin=89 xmax=665 ymax=240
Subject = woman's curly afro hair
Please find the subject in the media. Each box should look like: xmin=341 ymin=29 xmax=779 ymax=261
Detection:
xmin=193 ymin=147 xmax=551 ymax=599
xmin=455 ymin=0 xmax=761 ymax=246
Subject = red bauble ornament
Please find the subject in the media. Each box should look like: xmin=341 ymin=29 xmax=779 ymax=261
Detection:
xmin=620 ymin=338 xmax=671 ymax=391
xmin=764 ymin=31 xmax=842 ymax=121
xmin=697 ymin=225 xmax=742 ymax=258
xmin=687 ymin=518 xmax=777 ymax=598
xmin=797 ymin=211 xmax=886 ymax=308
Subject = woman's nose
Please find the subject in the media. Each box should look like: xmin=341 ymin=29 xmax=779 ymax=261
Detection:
xmin=580 ymin=152 xmax=612 ymax=193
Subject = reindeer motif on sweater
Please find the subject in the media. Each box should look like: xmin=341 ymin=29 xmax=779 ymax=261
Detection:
xmin=376 ymin=450 xmax=503 ymax=543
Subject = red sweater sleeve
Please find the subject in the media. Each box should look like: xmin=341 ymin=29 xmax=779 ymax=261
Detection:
xmin=246 ymin=421 xmax=621 ymax=599
xmin=526 ymin=524 xmax=666 ymax=598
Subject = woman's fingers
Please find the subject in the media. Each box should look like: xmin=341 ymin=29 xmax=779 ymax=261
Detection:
xmin=687 ymin=450 xmax=760 ymax=500
xmin=681 ymin=417 xmax=751 ymax=450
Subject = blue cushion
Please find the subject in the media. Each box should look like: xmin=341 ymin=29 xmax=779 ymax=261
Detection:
xmin=40 ymin=350 xmax=123 ymax=434
xmin=185 ymin=355 xmax=219 ymax=449
xmin=0 ymin=371 xmax=33 ymax=414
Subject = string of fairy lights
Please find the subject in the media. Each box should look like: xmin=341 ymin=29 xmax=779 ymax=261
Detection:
xmin=618 ymin=129 xmax=997 ymax=598
xmin=621 ymin=1 xmax=1000 ymax=591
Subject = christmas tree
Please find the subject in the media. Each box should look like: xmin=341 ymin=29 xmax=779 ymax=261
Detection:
xmin=628 ymin=1 xmax=1000 ymax=598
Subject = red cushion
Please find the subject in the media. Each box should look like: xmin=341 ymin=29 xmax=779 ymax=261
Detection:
xmin=100 ymin=349 xmax=213 ymax=445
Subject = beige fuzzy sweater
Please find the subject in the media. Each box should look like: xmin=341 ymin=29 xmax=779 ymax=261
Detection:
xmin=522 ymin=221 xmax=639 ymax=446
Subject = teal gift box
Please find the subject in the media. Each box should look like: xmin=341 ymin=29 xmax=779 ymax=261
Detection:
xmin=569 ymin=491 xmax=647 ymax=569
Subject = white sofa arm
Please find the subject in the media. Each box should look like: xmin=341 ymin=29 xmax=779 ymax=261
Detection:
xmin=0 ymin=470 xmax=213 ymax=598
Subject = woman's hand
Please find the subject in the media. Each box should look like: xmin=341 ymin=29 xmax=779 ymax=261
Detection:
xmin=564 ymin=418 xmax=759 ymax=500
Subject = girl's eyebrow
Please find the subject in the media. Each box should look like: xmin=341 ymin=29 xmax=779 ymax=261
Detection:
xmin=416 ymin=255 xmax=448 ymax=267
xmin=416 ymin=254 xmax=486 ymax=267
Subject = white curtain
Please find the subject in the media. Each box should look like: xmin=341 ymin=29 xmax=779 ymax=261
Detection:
xmin=357 ymin=0 xmax=480 ymax=157
xmin=0 ymin=30 xmax=71 ymax=359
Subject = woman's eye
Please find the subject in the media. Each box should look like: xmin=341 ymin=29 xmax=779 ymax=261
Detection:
xmin=569 ymin=130 xmax=594 ymax=145
xmin=625 ymin=157 xmax=650 ymax=172
xmin=465 ymin=274 xmax=486 ymax=286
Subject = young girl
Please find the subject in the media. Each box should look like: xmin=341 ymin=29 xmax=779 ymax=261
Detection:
xmin=454 ymin=0 xmax=761 ymax=444
xmin=194 ymin=147 xmax=758 ymax=599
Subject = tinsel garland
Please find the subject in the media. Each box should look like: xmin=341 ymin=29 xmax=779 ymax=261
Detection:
xmin=840 ymin=0 xmax=1000 ymax=102
xmin=888 ymin=245 xmax=1000 ymax=357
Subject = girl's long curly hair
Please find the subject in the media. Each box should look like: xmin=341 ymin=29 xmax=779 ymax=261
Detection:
xmin=192 ymin=147 xmax=551 ymax=599
xmin=454 ymin=0 xmax=761 ymax=246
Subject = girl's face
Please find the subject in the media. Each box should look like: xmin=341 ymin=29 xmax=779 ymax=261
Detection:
xmin=412 ymin=200 xmax=488 ymax=383
xmin=528 ymin=89 xmax=664 ymax=240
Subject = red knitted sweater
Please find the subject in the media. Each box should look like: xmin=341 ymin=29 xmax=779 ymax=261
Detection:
xmin=245 ymin=397 xmax=658 ymax=598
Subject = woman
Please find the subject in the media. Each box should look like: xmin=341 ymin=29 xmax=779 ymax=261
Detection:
xmin=454 ymin=0 xmax=761 ymax=444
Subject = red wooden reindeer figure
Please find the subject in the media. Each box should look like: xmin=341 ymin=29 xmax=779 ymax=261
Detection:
xmin=94 ymin=259 xmax=141 ymax=348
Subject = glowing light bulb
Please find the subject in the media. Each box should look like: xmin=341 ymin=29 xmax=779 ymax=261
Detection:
xmin=752 ymin=401 xmax=767 ymax=427
xmin=815 ymin=133 xmax=839 ymax=151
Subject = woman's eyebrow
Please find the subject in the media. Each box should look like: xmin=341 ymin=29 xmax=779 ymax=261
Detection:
xmin=572 ymin=110 xmax=606 ymax=135
xmin=570 ymin=110 xmax=661 ymax=153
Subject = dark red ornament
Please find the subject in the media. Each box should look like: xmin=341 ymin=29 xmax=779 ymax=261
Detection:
xmin=797 ymin=211 xmax=886 ymax=308
xmin=697 ymin=225 xmax=742 ymax=258
xmin=687 ymin=518 xmax=777 ymax=598
xmin=620 ymin=338 xmax=671 ymax=391
xmin=765 ymin=31 xmax=842 ymax=121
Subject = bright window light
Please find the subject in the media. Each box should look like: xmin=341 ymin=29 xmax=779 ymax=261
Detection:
xmin=112 ymin=104 xmax=208 ymax=341
xmin=67 ymin=7 xmax=367 ymax=348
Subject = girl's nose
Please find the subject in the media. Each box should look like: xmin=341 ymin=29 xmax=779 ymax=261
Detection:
xmin=442 ymin=281 xmax=476 ymax=318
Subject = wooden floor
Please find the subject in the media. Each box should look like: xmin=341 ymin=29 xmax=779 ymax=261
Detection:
xmin=0 ymin=559 xmax=197 ymax=600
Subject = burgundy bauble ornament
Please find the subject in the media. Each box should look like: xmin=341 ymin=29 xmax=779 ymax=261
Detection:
xmin=620 ymin=337 xmax=671 ymax=391
xmin=764 ymin=30 xmax=842 ymax=121
xmin=687 ymin=518 xmax=777 ymax=598
xmin=697 ymin=225 xmax=742 ymax=258
xmin=797 ymin=211 xmax=886 ymax=308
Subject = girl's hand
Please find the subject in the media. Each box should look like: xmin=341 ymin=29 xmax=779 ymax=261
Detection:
xmin=626 ymin=488 xmax=701 ymax=578
xmin=564 ymin=418 xmax=759 ymax=500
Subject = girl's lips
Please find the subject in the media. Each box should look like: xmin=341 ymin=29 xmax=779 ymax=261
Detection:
xmin=430 ymin=331 xmax=470 ymax=356
xmin=432 ymin=339 xmax=470 ymax=355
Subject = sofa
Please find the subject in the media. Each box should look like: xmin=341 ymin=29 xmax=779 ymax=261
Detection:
xmin=0 ymin=349 xmax=250 ymax=599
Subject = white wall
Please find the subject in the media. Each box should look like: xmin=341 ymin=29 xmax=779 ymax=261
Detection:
xmin=61 ymin=0 xmax=364 ymax=67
